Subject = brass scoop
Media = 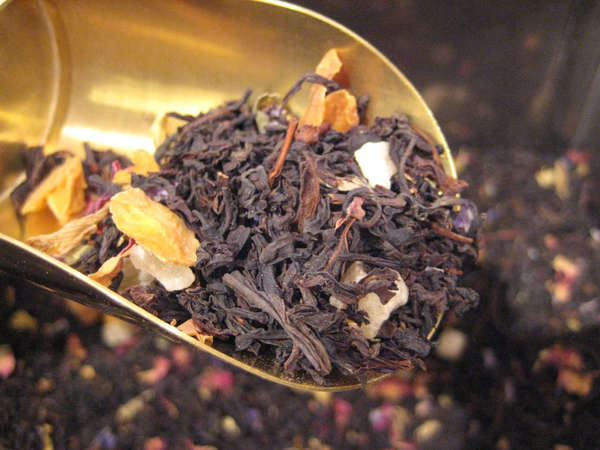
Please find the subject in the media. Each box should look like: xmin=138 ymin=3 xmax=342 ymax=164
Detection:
xmin=0 ymin=0 xmax=456 ymax=391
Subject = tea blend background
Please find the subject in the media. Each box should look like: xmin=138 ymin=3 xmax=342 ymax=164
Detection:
xmin=2 ymin=1 xmax=600 ymax=449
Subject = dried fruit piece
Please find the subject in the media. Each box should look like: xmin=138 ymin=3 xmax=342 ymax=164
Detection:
xmin=358 ymin=272 xmax=408 ymax=339
xmin=329 ymin=262 xmax=409 ymax=339
xmin=300 ymin=48 xmax=358 ymax=133
xmin=46 ymin=164 xmax=87 ymax=224
xmin=109 ymin=188 xmax=199 ymax=266
xmin=26 ymin=204 xmax=110 ymax=257
xmin=21 ymin=155 xmax=87 ymax=224
xmin=129 ymin=244 xmax=195 ymax=291
xmin=354 ymin=141 xmax=396 ymax=189
xmin=113 ymin=149 xmax=159 ymax=185
xmin=322 ymin=89 xmax=359 ymax=132
xmin=23 ymin=208 xmax=60 ymax=239
xmin=88 ymin=254 xmax=125 ymax=287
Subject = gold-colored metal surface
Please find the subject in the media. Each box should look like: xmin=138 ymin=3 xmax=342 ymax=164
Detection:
xmin=0 ymin=0 xmax=454 ymax=391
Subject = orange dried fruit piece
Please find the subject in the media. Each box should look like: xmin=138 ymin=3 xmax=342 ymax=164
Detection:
xmin=46 ymin=166 xmax=87 ymax=225
xmin=315 ymin=48 xmax=344 ymax=80
xmin=23 ymin=208 xmax=60 ymax=239
xmin=89 ymin=254 xmax=125 ymax=287
xmin=300 ymin=49 xmax=343 ymax=128
xmin=21 ymin=155 xmax=87 ymax=225
xmin=109 ymin=188 xmax=199 ymax=267
xmin=323 ymin=89 xmax=359 ymax=132
xmin=113 ymin=149 xmax=159 ymax=185
xmin=299 ymin=48 xmax=359 ymax=134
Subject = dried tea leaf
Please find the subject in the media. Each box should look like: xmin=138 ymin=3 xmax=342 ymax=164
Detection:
xmin=129 ymin=244 xmax=195 ymax=291
xmin=177 ymin=319 xmax=214 ymax=346
xmin=323 ymin=89 xmax=359 ymax=132
xmin=113 ymin=149 xmax=159 ymax=185
xmin=297 ymin=153 xmax=321 ymax=231
xmin=21 ymin=156 xmax=87 ymax=223
xmin=109 ymin=188 xmax=200 ymax=266
xmin=26 ymin=204 xmax=110 ymax=257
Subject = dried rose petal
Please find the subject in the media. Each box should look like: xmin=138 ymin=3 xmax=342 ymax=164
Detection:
xmin=137 ymin=356 xmax=171 ymax=385
xmin=109 ymin=188 xmax=200 ymax=266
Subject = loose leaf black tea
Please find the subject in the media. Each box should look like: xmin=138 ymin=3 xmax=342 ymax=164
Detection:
xmin=13 ymin=53 xmax=480 ymax=385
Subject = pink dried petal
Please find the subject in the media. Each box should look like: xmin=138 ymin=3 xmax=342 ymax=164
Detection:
xmin=144 ymin=437 xmax=167 ymax=450
xmin=346 ymin=196 xmax=365 ymax=221
xmin=137 ymin=356 xmax=171 ymax=385
xmin=0 ymin=346 xmax=16 ymax=379
xmin=171 ymin=345 xmax=192 ymax=371
xmin=334 ymin=398 xmax=353 ymax=430
xmin=66 ymin=334 xmax=88 ymax=361
xmin=369 ymin=403 xmax=394 ymax=432
xmin=368 ymin=376 xmax=415 ymax=401
xmin=199 ymin=368 xmax=235 ymax=394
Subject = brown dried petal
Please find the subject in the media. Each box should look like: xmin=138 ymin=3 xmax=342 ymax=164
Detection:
xmin=26 ymin=204 xmax=110 ymax=257
xmin=177 ymin=319 xmax=214 ymax=346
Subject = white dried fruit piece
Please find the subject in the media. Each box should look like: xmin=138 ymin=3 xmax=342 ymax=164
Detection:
xmin=329 ymin=261 xmax=368 ymax=310
xmin=330 ymin=262 xmax=409 ymax=339
xmin=109 ymin=188 xmax=200 ymax=266
xmin=358 ymin=273 xmax=408 ymax=339
xmin=129 ymin=244 xmax=195 ymax=291
xmin=353 ymin=141 xmax=396 ymax=189
xmin=435 ymin=328 xmax=467 ymax=361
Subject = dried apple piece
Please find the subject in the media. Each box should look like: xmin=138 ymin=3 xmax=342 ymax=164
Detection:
xmin=109 ymin=188 xmax=199 ymax=267
xmin=26 ymin=204 xmax=110 ymax=257
xmin=113 ymin=149 xmax=159 ymax=185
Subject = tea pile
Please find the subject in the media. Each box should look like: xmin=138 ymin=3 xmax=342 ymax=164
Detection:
xmin=11 ymin=50 xmax=479 ymax=384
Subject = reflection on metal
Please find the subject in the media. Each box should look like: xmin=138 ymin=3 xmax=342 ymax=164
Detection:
xmin=0 ymin=0 xmax=454 ymax=391
xmin=61 ymin=126 xmax=155 ymax=152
